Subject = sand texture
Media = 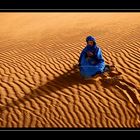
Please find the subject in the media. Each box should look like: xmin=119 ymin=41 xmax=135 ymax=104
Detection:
xmin=0 ymin=13 xmax=140 ymax=128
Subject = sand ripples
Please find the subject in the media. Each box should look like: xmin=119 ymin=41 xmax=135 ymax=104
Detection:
xmin=0 ymin=13 xmax=140 ymax=128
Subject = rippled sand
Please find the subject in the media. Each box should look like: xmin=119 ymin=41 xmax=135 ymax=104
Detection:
xmin=0 ymin=13 xmax=140 ymax=128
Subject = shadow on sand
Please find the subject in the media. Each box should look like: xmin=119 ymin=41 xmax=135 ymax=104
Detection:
xmin=0 ymin=64 xmax=93 ymax=113
xmin=0 ymin=64 xmax=139 ymax=113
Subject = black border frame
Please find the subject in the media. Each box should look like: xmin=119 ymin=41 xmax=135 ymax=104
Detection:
xmin=0 ymin=0 xmax=140 ymax=10
xmin=0 ymin=0 xmax=140 ymax=131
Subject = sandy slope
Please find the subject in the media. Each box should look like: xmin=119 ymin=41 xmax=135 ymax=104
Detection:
xmin=0 ymin=13 xmax=140 ymax=128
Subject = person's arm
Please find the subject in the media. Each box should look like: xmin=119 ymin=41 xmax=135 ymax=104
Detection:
xmin=78 ymin=48 xmax=87 ymax=65
xmin=96 ymin=48 xmax=104 ymax=63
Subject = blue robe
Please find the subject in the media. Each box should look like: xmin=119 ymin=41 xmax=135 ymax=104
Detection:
xmin=79 ymin=44 xmax=105 ymax=78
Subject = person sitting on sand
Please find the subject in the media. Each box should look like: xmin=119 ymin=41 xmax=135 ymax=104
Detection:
xmin=78 ymin=36 xmax=106 ymax=78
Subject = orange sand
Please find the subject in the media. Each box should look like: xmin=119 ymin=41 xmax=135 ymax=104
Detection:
xmin=0 ymin=13 xmax=140 ymax=128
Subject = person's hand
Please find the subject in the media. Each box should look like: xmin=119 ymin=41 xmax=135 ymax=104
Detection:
xmin=87 ymin=51 xmax=94 ymax=57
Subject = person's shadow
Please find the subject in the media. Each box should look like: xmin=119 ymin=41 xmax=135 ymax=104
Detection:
xmin=0 ymin=64 xmax=94 ymax=113
xmin=0 ymin=64 xmax=139 ymax=114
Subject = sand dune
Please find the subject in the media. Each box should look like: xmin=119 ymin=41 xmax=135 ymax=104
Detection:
xmin=0 ymin=13 xmax=140 ymax=128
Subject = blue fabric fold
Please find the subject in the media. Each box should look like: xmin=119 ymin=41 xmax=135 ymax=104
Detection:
xmin=79 ymin=36 xmax=105 ymax=78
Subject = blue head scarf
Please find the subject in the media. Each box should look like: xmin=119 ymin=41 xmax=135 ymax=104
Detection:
xmin=85 ymin=36 xmax=98 ymax=57
xmin=86 ymin=36 xmax=96 ymax=43
xmin=79 ymin=36 xmax=100 ymax=63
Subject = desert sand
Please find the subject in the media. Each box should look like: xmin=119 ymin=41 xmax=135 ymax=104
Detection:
xmin=0 ymin=13 xmax=140 ymax=128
